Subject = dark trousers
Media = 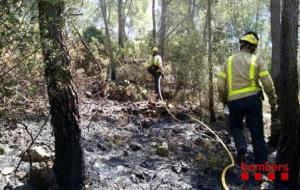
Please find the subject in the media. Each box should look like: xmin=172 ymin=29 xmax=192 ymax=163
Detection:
xmin=228 ymin=94 xmax=267 ymax=164
xmin=153 ymin=72 xmax=161 ymax=95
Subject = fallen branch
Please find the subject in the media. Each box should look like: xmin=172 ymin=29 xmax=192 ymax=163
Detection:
xmin=69 ymin=21 xmax=102 ymax=73
xmin=14 ymin=116 xmax=49 ymax=173
xmin=149 ymin=164 xmax=174 ymax=190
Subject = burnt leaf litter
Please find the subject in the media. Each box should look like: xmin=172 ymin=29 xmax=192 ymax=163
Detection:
xmin=0 ymin=98 xmax=275 ymax=190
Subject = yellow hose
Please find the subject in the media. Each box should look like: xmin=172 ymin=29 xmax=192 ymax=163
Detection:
xmin=157 ymin=76 xmax=235 ymax=190
xmin=190 ymin=117 xmax=235 ymax=190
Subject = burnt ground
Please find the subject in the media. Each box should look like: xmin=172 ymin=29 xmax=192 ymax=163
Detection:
xmin=0 ymin=99 xmax=279 ymax=190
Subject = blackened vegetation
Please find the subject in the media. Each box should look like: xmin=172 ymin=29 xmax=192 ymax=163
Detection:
xmin=38 ymin=1 xmax=84 ymax=189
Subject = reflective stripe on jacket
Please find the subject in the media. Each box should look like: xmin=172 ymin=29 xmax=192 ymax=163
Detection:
xmin=146 ymin=55 xmax=162 ymax=67
xmin=217 ymin=50 xmax=277 ymax=106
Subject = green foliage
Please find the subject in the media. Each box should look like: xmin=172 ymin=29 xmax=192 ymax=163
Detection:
xmin=214 ymin=0 xmax=270 ymax=50
xmin=167 ymin=31 xmax=208 ymax=103
xmin=0 ymin=0 xmax=274 ymax=120
xmin=82 ymin=26 xmax=105 ymax=44
xmin=0 ymin=1 xmax=46 ymax=121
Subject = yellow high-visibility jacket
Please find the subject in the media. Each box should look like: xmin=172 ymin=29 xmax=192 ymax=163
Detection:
xmin=145 ymin=55 xmax=163 ymax=70
xmin=217 ymin=50 xmax=277 ymax=106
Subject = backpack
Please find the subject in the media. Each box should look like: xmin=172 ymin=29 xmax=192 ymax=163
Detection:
xmin=147 ymin=64 xmax=159 ymax=75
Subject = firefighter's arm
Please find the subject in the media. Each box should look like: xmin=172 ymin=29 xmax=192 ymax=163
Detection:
xmin=258 ymin=60 xmax=278 ymax=112
xmin=158 ymin=64 xmax=164 ymax=74
xmin=217 ymin=66 xmax=227 ymax=104
xmin=260 ymin=75 xmax=277 ymax=110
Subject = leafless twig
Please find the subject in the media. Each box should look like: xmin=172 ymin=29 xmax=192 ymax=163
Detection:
xmin=14 ymin=116 xmax=49 ymax=173
xmin=69 ymin=21 xmax=102 ymax=73
xmin=149 ymin=164 xmax=173 ymax=190
xmin=20 ymin=1 xmax=37 ymax=24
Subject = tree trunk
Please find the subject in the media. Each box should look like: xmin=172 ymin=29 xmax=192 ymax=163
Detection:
xmin=271 ymin=0 xmax=281 ymax=92
xmin=207 ymin=0 xmax=216 ymax=122
xmin=187 ymin=0 xmax=196 ymax=30
xmin=159 ymin=0 xmax=167 ymax=60
xmin=118 ymin=0 xmax=125 ymax=48
xmin=100 ymin=0 xmax=116 ymax=81
xmin=269 ymin=0 xmax=281 ymax=146
xmin=152 ymin=0 xmax=156 ymax=46
xmin=38 ymin=1 xmax=84 ymax=189
xmin=202 ymin=4 xmax=208 ymax=46
xmin=254 ymin=0 xmax=260 ymax=31
xmin=276 ymin=0 xmax=299 ymax=187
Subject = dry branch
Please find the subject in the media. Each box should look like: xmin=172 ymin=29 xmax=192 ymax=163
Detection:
xmin=14 ymin=116 xmax=49 ymax=173
xmin=70 ymin=21 xmax=102 ymax=73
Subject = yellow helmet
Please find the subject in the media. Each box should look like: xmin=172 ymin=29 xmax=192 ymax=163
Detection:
xmin=240 ymin=33 xmax=258 ymax=46
xmin=152 ymin=47 xmax=159 ymax=52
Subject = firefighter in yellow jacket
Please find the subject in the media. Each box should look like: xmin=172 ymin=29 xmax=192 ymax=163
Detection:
xmin=217 ymin=31 xmax=277 ymax=165
xmin=146 ymin=47 xmax=164 ymax=99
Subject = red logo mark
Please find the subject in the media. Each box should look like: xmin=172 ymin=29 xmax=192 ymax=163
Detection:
xmin=255 ymin=172 xmax=263 ymax=181
xmin=240 ymin=162 xmax=289 ymax=182
xmin=268 ymin=172 xmax=275 ymax=181
xmin=281 ymin=173 xmax=289 ymax=181
xmin=241 ymin=172 xmax=249 ymax=181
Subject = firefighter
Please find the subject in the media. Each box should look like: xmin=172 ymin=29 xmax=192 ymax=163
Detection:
xmin=217 ymin=31 xmax=278 ymax=165
xmin=146 ymin=47 xmax=164 ymax=99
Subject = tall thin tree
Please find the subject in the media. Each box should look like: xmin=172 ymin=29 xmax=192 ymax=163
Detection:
xmin=269 ymin=0 xmax=281 ymax=147
xmin=152 ymin=0 xmax=156 ymax=46
xmin=159 ymin=0 xmax=167 ymax=59
xmin=38 ymin=1 xmax=84 ymax=189
xmin=207 ymin=0 xmax=216 ymax=122
xmin=187 ymin=0 xmax=196 ymax=30
xmin=100 ymin=0 xmax=116 ymax=81
xmin=276 ymin=0 xmax=299 ymax=187
xmin=118 ymin=0 xmax=125 ymax=48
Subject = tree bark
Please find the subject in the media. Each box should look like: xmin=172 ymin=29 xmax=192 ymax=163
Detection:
xmin=254 ymin=0 xmax=260 ymax=31
xmin=100 ymin=0 xmax=116 ymax=81
xmin=202 ymin=5 xmax=208 ymax=46
xmin=38 ymin=1 xmax=84 ymax=189
xmin=271 ymin=0 xmax=281 ymax=92
xmin=118 ymin=0 xmax=125 ymax=48
xmin=152 ymin=0 xmax=156 ymax=46
xmin=187 ymin=0 xmax=196 ymax=30
xmin=276 ymin=0 xmax=300 ymax=187
xmin=207 ymin=0 xmax=216 ymax=122
xmin=159 ymin=0 xmax=167 ymax=60
xmin=269 ymin=0 xmax=281 ymax=146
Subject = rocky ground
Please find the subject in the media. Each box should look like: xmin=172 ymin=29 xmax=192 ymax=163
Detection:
xmin=0 ymin=98 xmax=276 ymax=190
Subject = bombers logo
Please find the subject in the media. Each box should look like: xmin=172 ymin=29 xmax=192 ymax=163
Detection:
xmin=240 ymin=162 xmax=289 ymax=181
